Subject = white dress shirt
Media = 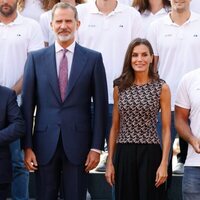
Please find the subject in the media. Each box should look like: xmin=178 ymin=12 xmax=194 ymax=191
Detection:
xmin=55 ymin=41 xmax=74 ymax=78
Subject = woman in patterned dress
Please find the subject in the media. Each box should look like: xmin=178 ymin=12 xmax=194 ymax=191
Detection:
xmin=105 ymin=38 xmax=171 ymax=200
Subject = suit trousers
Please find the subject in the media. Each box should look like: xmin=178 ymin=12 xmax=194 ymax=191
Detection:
xmin=0 ymin=183 xmax=10 ymax=200
xmin=35 ymin=136 xmax=87 ymax=200
xmin=177 ymin=136 xmax=188 ymax=164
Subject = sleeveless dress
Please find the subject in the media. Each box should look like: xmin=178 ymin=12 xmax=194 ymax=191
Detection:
xmin=114 ymin=79 xmax=166 ymax=200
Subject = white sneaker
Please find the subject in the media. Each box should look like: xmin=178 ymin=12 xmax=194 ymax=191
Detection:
xmin=173 ymin=162 xmax=184 ymax=174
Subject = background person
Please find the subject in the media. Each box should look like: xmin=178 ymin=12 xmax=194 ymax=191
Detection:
xmin=39 ymin=0 xmax=84 ymax=47
xmin=147 ymin=0 xmax=200 ymax=175
xmin=133 ymin=0 xmax=171 ymax=35
xmin=175 ymin=68 xmax=200 ymax=200
xmin=174 ymin=0 xmax=200 ymax=176
xmin=17 ymin=0 xmax=49 ymax=21
xmin=76 ymin=0 xmax=143 ymax=172
xmin=0 ymin=86 xmax=25 ymax=200
xmin=0 ymin=0 xmax=44 ymax=199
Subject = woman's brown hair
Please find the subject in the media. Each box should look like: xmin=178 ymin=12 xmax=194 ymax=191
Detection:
xmin=18 ymin=0 xmax=50 ymax=11
xmin=115 ymin=38 xmax=159 ymax=91
xmin=18 ymin=0 xmax=85 ymax=12
xmin=132 ymin=0 xmax=171 ymax=14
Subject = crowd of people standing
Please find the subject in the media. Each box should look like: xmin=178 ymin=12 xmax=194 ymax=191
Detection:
xmin=0 ymin=0 xmax=200 ymax=200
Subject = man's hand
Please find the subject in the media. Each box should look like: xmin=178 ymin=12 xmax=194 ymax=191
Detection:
xmin=12 ymin=76 xmax=23 ymax=95
xmin=190 ymin=136 xmax=200 ymax=154
xmin=85 ymin=150 xmax=100 ymax=173
xmin=24 ymin=148 xmax=38 ymax=171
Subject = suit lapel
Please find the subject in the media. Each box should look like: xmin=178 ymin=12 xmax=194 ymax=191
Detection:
xmin=65 ymin=43 xmax=87 ymax=99
xmin=46 ymin=45 xmax=61 ymax=103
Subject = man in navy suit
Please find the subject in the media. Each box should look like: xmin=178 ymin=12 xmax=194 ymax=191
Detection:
xmin=0 ymin=86 xmax=24 ymax=199
xmin=21 ymin=2 xmax=108 ymax=200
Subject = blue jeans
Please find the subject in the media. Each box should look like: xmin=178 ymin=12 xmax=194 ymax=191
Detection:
xmin=10 ymin=140 xmax=29 ymax=200
xmin=183 ymin=167 xmax=200 ymax=200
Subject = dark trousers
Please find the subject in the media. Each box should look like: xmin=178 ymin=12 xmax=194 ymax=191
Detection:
xmin=177 ymin=137 xmax=188 ymax=164
xmin=35 ymin=137 xmax=87 ymax=200
xmin=114 ymin=144 xmax=166 ymax=200
xmin=0 ymin=183 xmax=10 ymax=200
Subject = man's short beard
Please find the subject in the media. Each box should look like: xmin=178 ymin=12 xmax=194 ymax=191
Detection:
xmin=0 ymin=4 xmax=17 ymax=17
xmin=55 ymin=33 xmax=74 ymax=42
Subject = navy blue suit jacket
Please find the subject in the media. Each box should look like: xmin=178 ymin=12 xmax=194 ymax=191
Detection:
xmin=0 ymin=86 xmax=24 ymax=183
xmin=22 ymin=43 xmax=108 ymax=166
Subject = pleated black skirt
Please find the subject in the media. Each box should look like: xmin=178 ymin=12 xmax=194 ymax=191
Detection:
xmin=114 ymin=143 xmax=166 ymax=200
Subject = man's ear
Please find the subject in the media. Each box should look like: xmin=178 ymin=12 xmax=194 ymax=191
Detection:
xmin=76 ymin=20 xmax=80 ymax=30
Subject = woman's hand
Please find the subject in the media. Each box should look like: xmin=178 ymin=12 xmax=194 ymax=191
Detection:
xmin=155 ymin=163 xmax=168 ymax=188
xmin=105 ymin=161 xmax=115 ymax=187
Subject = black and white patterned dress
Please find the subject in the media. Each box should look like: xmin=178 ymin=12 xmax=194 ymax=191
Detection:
xmin=117 ymin=79 xmax=165 ymax=144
